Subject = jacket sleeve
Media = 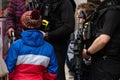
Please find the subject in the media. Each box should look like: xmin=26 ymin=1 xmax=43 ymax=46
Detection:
xmin=6 ymin=0 xmax=17 ymax=30
xmin=5 ymin=43 xmax=18 ymax=80
xmin=48 ymin=0 xmax=75 ymax=38
xmin=44 ymin=46 xmax=58 ymax=80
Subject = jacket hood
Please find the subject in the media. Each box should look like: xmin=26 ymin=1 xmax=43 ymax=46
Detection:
xmin=21 ymin=30 xmax=45 ymax=47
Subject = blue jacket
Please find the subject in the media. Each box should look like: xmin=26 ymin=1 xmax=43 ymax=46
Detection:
xmin=5 ymin=30 xmax=58 ymax=80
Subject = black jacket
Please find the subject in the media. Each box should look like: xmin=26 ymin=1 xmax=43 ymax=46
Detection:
xmin=42 ymin=0 xmax=75 ymax=44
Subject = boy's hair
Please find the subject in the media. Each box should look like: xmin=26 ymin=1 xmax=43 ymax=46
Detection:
xmin=77 ymin=2 xmax=96 ymax=17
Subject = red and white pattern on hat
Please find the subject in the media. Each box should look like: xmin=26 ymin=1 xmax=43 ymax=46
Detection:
xmin=21 ymin=10 xmax=41 ymax=29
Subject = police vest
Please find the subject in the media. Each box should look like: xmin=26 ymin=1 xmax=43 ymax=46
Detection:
xmin=89 ymin=1 xmax=120 ymax=56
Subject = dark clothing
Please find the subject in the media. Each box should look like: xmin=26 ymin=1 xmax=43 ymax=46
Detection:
xmin=90 ymin=2 xmax=120 ymax=80
xmin=90 ymin=56 xmax=120 ymax=80
xmin=43 ymin=0 xmax=75 ymax=80
xmin=69 ymin=0 xmax=76 ymax=12
xmin=45 ymin=0 xmax=75 ymax=44
xmin=94 ymin=10 xmax=120 ymax=57
xmin=53 ymin=43 xmax=68 ymax=80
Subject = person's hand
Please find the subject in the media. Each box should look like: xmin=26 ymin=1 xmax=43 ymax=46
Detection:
xmin=7 ymin=28 xmax=14 ymax=38
xmin=40 ymin=31 xmax=46 ymax=37
xmin=82 ymin=49 xmax=90 ymax=59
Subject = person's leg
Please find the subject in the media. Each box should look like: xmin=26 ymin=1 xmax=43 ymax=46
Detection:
xmin=54 ymin=44 xmax=67 ymax=80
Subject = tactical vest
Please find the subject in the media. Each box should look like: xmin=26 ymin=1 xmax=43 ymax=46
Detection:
xmin=89 ymin=0 xmax=120 ymax=56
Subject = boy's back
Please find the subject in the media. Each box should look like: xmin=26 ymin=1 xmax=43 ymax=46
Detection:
xmin=5 ymin=10 xmax=58 ymax=80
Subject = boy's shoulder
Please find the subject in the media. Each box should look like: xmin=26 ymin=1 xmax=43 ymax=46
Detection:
xmin=44 ymin=41 xmax=54 ymax=49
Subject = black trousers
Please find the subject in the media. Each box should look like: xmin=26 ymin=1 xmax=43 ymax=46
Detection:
xmin=89 ymin=56 xmax=120 ymax=80
xmin=53 ymin=43 xmax=68 ymax=80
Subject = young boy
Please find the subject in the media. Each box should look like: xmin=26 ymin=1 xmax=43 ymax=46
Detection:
xmin=67 ymin=2 xmax=96 ymax=80
xmin=5 ymin=10 xmax=58 ymax=80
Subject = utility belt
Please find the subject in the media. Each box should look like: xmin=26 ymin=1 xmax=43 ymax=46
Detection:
xmin=92 ymin=55 xmax=120 ymax=63
xmin=92 ymin=50 xmax=120 ymax=61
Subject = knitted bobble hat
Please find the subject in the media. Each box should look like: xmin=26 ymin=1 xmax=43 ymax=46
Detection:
xmin=21 ymin=10 xmax=41 ymax=29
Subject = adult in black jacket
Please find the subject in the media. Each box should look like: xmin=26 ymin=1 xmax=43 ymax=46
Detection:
xmin=41 ymin=0 xmax=75 ymax=80
xmin=82 ymin=0 xmax=120 ymax=80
